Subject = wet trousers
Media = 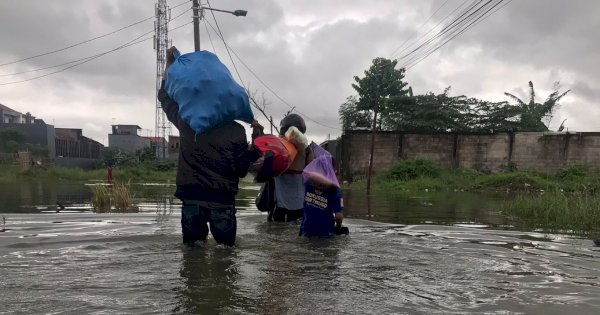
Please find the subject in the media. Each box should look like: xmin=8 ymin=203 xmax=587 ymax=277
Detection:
xmin=268 ymin=207 xmax=303 ymax=222
xmin=181 ymin=200 xmax=237 ymax=246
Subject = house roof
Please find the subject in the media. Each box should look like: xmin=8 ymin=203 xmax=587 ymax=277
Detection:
xmin=0 ymin=103 xmax=22 ymax=114
xmin=81 ymin=136 xmax=104 ymax=147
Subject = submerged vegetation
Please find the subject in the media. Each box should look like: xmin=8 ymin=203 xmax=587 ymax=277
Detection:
xmin=360 ymin=158 xmax=600 ymax=239
xmin=90 ymin=183 xmax=136 ymax=213
xmin=502 ymin=191 xmax=600 ymax=240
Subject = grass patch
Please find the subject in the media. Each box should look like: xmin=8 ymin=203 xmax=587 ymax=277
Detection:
xmin=0 ymin=165 xmax=20 ymax=183
xmin=362 ymin=160 xmax=600 ymax=193
xmin=502 ymin=191 xmax=600 ymax=239
xmin=90 ymin=183 xmax=137 ymax=213
xmin=0 ymin=164 xmax=175 ymax=182
xmin=471 ymin=171 xmax=555 ymax=191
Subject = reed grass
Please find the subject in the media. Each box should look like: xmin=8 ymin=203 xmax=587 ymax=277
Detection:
xmin=502 ymin=191 xmax=600 ymax=239
xmin=90 ymin=183 xmax=137 ymax=213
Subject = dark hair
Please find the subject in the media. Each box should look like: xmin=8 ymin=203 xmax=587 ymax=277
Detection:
xmin=279 ymin=113 xmax=306 ymax=135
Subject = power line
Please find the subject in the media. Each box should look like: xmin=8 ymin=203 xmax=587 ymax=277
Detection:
xmin=391 ymin=0 xmax=473 ymax=60
xmin=0 ymin=8 xmax=191 ymax=77
xmin=405 ymin=0 xmax=511 ymax=70
xmin=396 ymin=0 xmax=490 ymax=63
xmin=398 ymin=0 xmax=485 ymax=67
xmin=204 ymin=2 xmax=277 ymax=131
xmin=0 ymin=0 xmax=189 ymax=68
xmin=0 ymin=22 xmax=191 ymax=86
xmin=204 ymin=19 xmax=341 ymax=131
xmin=389 ymin=0 xmax=451 ymax=58
xmin=0 ymin=16 xmax=153 ymax=68
xmin=202 ymin=19 xmax=217 ymax=52
xmin=206 ymin=0 xmax=244 ymax=86
xmin=169 ymin=3 xmax=192 ymax=21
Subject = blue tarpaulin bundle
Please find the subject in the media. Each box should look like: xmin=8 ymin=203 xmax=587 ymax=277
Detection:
xmin=164 ymin=50 xmax=254 ymax=135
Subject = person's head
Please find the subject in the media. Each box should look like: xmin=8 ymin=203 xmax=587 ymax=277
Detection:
xmin=279 ymin=113 xmax=306 ymax=136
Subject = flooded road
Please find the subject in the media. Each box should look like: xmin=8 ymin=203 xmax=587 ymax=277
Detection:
xmin=1 ymin=181 xmax=599 ymax=314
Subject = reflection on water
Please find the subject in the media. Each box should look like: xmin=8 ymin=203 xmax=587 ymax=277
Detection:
xmin=1 ymin=181 xmax=600 ymax=313
xmin=0 ymin=181 xmax=511 ymax=228
xmin=344 ymin=188 xmax=510 ymax=227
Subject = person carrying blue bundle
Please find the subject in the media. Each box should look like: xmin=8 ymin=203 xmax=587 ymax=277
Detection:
xmin=158 ymin=46 xmax=262 ymax=247
xmin=300 ymin=152 xmax=349 ymax=237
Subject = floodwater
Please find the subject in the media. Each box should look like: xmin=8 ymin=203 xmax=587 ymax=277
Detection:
xmin=1 ymin=181 xmax=599 ymax=314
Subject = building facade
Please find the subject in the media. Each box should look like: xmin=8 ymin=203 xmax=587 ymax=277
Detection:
xmin=108 ymin=125 xmax=151 ymax=153
xmin=0 ymin=104 xmax=55 ymax=157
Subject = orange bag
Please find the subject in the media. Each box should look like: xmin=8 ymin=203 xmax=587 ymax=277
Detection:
xmin=278 ymin=136 xmax=298 ymax=162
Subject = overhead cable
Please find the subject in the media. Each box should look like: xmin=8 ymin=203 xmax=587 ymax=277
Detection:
xmin=405 ymin=0 xmax=512 ymax=70
xmin=0 ymin=0 xmax=189 ymax=68
xmin=0 ymin=8 xmax=191 ymax=77
xmin=389 ymin=0 xmax=452 ymax=58
xmin=0 ymin=22 xmax=192 ymax=86
xmin=204 ymin=19 xmax=342 ymax=131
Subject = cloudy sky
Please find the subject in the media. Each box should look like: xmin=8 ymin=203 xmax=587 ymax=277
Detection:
xmin=0 ymin=0 xmax=598 ymax=145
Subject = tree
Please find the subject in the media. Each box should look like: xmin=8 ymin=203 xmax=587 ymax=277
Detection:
xmin=384 ymin=87 xmax=473 ymax=132
xmin=503 ymin=81 xmax=571 ymax=131
xmin=136 ymin=147 xmax=156 ymax=162
xmin=0 ymin=128 xmax=25 ymax=144
xmin=339 ymin=96 xmax=372 ymax=130
xmin=351 ymin=57 xmax=410 ymax=130
xmin=0 ymin=129 xmax=26 ymax=153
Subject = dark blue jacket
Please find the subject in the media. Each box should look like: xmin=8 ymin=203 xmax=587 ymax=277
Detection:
xmin=158 ymin=80 xmax=259 ymax=204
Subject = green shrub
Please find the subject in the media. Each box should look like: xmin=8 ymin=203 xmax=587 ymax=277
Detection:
xmin=473 ymin=171 xmax=554 ymax=190
xmin=503 ymin=191 xmax=600 ymax=239
xmin=387 ymin=158 xmax=442 ymax=181
xmin=555 ymin=165 xmax=596 ymax=180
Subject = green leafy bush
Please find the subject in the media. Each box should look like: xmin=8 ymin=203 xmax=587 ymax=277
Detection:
xmin=387 ymin=158 xmax=442 ymax=181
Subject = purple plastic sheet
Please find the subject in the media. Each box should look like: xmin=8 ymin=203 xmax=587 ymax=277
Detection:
xmin=303 ymin=154 xmax=340 ymax=189
xmin=309 ymin=142 xmax=330 ymax=158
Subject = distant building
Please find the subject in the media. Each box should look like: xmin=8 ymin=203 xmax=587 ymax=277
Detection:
xmin=55 ymin=128 xmax=103 ymax=159
xmin=55 ymin=128 xmax=104 ymax=169
xmin=168 ymin=135 xmax=180 ymax=159
xmin=0 ymin=103 xmax=55 ymax=157
xmin=108 ymin=125 xmax=151 ymax=153
xmin=144 ymin=136 xmax=169 ymax=158
xmin=0 ymin=103 xmax=24 ymax=124
xmin=319 ymin=139 xmax=339 ymax=158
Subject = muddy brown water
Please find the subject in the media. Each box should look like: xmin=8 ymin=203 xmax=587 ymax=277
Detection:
xmin=1 ymin=181 xmax=599 ymax=314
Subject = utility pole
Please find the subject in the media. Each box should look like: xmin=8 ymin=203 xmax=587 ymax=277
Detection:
xmin=366 ymin=65 xmax=385 ymax=194
xmin=366 ymin=104 xmax=378 ymax=194
xmin=192 ymin=0 xmax=201 ymax=51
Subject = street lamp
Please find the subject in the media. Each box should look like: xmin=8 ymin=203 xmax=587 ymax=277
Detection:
xmin=192 ymin=0 xmax=248 ymax=51
xmin=202 ymin=7 xmax=248 ymax=17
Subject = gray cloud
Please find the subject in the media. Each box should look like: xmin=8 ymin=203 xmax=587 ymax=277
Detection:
xmin=1 ymin=0 xmax=599 ymax=144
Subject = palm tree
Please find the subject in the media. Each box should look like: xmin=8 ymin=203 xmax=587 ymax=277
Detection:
xmin=504 ymin=81 xmax=570 ymax=131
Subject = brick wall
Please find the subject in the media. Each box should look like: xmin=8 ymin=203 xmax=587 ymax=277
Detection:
xmin=339 ymin=131 xmax=600 ymax=180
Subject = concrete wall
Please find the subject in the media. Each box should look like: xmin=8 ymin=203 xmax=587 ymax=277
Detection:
xmin=339 ymin=131 xmax=600 ymax=180
xmin=108 ymin=134 xmax=151 ymax=153
xmin=56 ymin=138 xmax=102 ymax=159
